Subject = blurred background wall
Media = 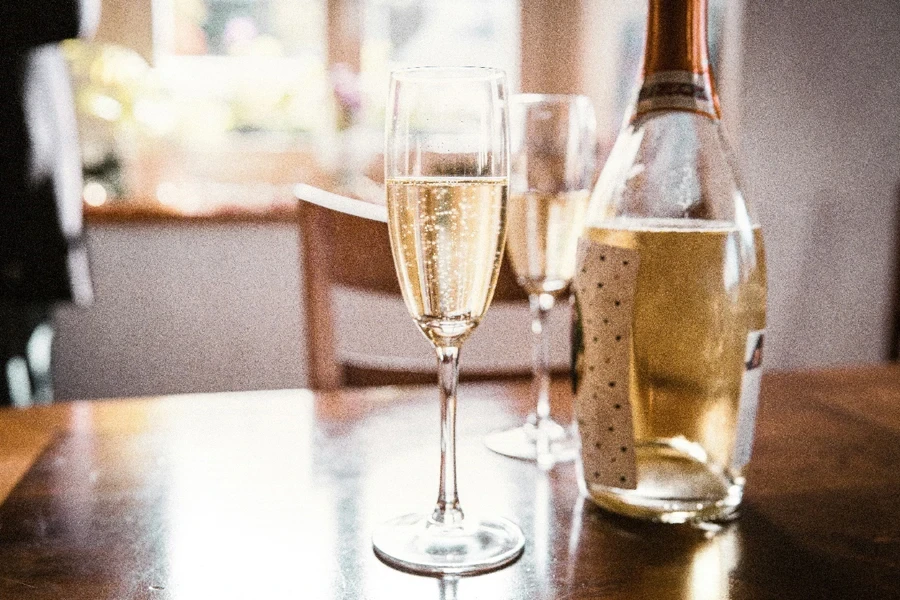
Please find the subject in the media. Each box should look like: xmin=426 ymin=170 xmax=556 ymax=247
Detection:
xmin=50 ymin=0 xmax=900 ymax=399
xmin=740 ymin=0 xmax=900 ymax=369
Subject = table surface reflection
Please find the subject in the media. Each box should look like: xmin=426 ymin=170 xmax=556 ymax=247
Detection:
xmin=0 ymin=365 xmax=899 ymax=599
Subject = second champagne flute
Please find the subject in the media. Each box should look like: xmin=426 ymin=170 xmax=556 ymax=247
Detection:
xmin=372 ymin=66 xmax=524 ymax=575
xmin=484 ymin=94 xmax=597 ymax=468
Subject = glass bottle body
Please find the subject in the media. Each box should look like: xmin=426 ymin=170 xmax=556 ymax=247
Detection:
xmin=574 ymin=111 xmax=767 ymax=523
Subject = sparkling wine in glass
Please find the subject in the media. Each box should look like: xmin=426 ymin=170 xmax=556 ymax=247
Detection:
xmin=371 ymin=66 xmax=524 ymax=575
xmin=484 ymin=94 xmax=597 ymax=469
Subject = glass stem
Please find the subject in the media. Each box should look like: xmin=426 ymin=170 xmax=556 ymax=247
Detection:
xmin=530 ymin=293 xmax=555 ymax=427
xmin=432 ymin=345 xmax=464 ymax=527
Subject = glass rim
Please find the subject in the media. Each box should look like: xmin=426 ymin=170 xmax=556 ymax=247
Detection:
xmin=511 ymin=93 xmax=593 ymax=105
xmin=390 ymin=66 xmax=507 ymax=82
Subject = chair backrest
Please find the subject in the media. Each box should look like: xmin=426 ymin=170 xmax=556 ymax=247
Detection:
xmin=298 ymin=199 xmax=527 ymax=389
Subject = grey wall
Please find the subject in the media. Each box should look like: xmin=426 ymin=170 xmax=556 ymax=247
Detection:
xmin=53 ymin=224 xmax=568 ymax=400
xmin=739 ymin=0 xmax=900 ymax=368
xmin=53 ymin=224 xmax=307 ymax=400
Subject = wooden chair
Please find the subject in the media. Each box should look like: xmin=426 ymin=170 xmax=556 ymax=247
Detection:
xmin=298 ymin=199 xmax=527 ymax=390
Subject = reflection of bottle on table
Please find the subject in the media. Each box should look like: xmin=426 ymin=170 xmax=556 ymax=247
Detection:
xmin=0 ymin=0 xmax=100 ymax=406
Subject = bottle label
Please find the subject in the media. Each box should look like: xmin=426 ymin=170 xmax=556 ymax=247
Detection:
xmin=633 ymin=71 xmax=717 ymax=121
xmin=572 ymin=238 xmax=640 ymax=490
xmin=732 ymin=329 xmax=765 ymax=469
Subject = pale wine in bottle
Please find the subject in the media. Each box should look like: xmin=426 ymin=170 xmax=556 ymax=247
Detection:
xmin=573 ymin=0 xmax=767 ymax=522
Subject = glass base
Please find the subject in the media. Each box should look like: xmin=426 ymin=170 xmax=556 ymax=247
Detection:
xmin=484 ymin=416 xmax=577 ymax=466
xmin=372 ymin=513 xmax=525 ymax=576
xmin=579 ymin=439 xmax=744 ymax=523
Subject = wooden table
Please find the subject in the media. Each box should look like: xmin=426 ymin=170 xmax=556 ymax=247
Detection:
xmin=1 ymin=366 xmax=899 ymax=599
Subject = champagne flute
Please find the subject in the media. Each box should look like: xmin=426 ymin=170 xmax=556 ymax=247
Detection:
xmin=484 ymin=94 xmax=597 ymax=469
xmin=372 ymin=66 xmax=524 ymax=575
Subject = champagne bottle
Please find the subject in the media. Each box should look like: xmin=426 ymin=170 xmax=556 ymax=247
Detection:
xmin=572 ymin=0 xmax=766 ymax=523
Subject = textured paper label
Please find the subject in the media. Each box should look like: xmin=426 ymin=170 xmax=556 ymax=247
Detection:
xmin=732 ymin=330 xmax=765 ymax=469
xmin=633 ymin=71 xmax=717 ymax=122
xmin=572 ymin=239 xmax=639 ymax=489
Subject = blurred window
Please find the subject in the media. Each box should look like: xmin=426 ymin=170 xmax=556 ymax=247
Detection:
xmin=71 ymin=0 xmax=519 ymax=206
xmin=157 ymin=0 xmax=520 ymax=137
xmin=155 ymin=0 xmax=330 ymax=141
xmin=171 ymin=0 xmax=325 ymax=57
xmin=359 ymin=0 xmax=521 ymax=127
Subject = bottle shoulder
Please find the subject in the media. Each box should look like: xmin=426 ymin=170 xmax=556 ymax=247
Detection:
xmin=587 ymin=111 xmax=758 ymax=229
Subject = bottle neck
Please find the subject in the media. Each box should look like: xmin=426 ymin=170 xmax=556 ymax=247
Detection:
xmin=632 ymin=0 xmax=720 ymax=122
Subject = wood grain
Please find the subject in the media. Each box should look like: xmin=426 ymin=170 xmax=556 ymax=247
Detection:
xmin=0 ymin=366 xmax=897 ymax=599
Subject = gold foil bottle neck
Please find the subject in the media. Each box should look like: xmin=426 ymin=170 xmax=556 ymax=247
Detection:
xmin=635 ymin=0 xmax=721 ymax=121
